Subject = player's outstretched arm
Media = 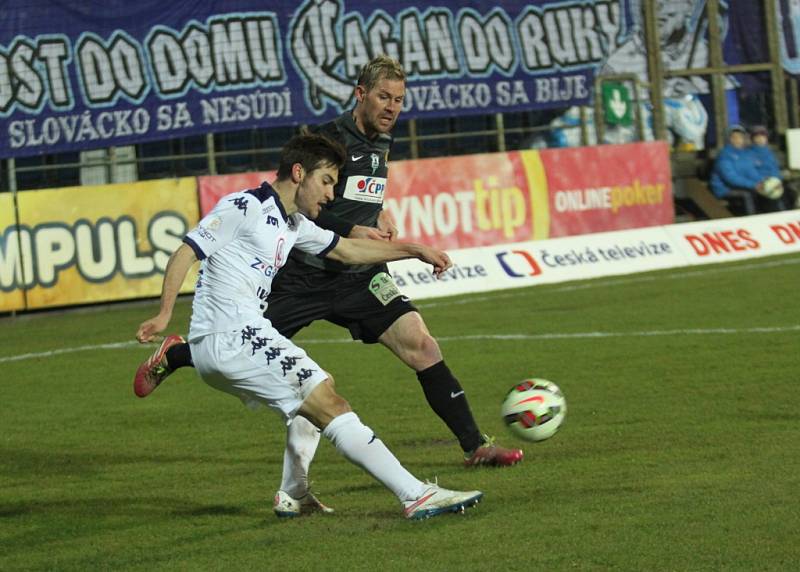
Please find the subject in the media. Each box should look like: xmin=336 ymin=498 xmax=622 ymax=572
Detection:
xmin=136 ymin=243 xmax=198 ymax=343
xmin=325 ymin=237 xmax=452 ymax=277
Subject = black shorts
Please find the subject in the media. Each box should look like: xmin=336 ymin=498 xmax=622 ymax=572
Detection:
xmin=265 ymin=259 xmax=417 ymax=343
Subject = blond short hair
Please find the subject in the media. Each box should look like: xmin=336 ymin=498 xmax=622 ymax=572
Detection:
xmin=356 ymin=55 xmax=406 ymax=90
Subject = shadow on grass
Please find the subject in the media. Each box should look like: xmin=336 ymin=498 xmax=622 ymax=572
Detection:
xmin=0 ymin=446 xmax=244 ymax=478
xmin=0 ymin=498 xmax=265 ymax=571
xmin=0 ymin=496 xmax=255 ymax=521
xmin=395 ymin=437 xmax=458 ymax=449
xmin=173 ymin=504 xmax=250 ymax=517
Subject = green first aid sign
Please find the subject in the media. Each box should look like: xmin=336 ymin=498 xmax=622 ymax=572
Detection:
xmin=602 ymin=82 xmax=633 ymax=126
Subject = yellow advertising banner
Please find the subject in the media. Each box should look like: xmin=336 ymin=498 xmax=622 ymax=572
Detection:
xmin=0 ymin=193 xmax=27 ymax=312
xmin=13 ymin=178 xmax=199 ymax=309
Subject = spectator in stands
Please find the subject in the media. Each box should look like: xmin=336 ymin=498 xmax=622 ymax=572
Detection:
xmin=710 ymin=125 xmax=784 ymax=215
xmin=748 ymin=125 xmax=799 ymax=210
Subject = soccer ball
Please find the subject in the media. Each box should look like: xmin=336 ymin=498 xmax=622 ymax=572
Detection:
xmin=760 ymin=176 xmax=784 ymax=199
xmin=501 ymin=378 xmax=567 ymax=442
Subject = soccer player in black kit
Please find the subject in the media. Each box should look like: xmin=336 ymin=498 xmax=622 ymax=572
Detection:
xmin=135 ymin=55 xmax=523 ymax=517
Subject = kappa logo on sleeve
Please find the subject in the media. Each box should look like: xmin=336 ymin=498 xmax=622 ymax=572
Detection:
xmin=229 ymin=196 xmax=249 ymax=215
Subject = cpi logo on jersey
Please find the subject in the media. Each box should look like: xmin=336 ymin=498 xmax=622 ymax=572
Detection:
xmin=343 ymin=175 xmax=387 ymax=204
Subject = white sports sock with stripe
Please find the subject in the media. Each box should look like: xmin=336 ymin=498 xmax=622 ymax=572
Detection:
xmin=322 ymin=412 xmax=426 ymax=502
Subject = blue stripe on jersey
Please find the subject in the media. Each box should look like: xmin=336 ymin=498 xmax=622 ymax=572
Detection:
xmin=246 ymin=181 xmax=288 ymax=222
xmin=316 ymin=234 xmax=340 ymax=258
xmin=183 ymin=236 xmax=207 ymax=261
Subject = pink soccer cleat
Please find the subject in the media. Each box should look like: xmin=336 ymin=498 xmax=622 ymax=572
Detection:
xmin=464 ymin=435 xmax=524 ymax=467
xmin=133 ymin=335 xmax=185 ymax=398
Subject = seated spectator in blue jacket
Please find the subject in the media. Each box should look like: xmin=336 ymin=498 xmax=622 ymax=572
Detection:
xmin=710 ymin=125 xmax=783 ymax=215
xmin=747 ymin=125 xmax=781 ymax=179
xmin=748 ymin=125 xmax=798 ymax=210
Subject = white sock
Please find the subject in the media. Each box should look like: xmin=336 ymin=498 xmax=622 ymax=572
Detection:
xmin=322 ymin=412 xmax=426 ymax=502
xmin=279 ymin=415 xmax=321 ymax=498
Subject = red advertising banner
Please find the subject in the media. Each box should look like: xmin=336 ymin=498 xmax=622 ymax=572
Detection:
xmin=540 ymin=142 xmax=673 ymax=237
xmin=385 ymin=152 xmax=540 ymax=250
xmin=385 ymin=142 xmax=673 ymax=248
xmin=198 ymin=171 xmax=276 ymax=216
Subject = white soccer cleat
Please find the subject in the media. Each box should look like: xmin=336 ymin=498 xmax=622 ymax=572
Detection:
xmin=273 ymin=490 xmax=334 ymax=518
xmin=402 ymin=483 xmax=483 ymax=520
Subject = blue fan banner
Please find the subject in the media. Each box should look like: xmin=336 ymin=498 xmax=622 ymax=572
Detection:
xmin=0 ymin=0 xmax=788 ymax=157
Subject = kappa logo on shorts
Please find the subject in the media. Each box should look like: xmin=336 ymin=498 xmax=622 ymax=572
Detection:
xmin=297 ymin=368 xmax=316 ymax=383
xmin=250 ymin=336 xmax=273 ymax=355
xmin=240 ymin=326 xmax=261 ymax=344
xmin=263 ymin=346 xmax=286 ymax=364
xmin=369 ymin=272 xmax=402 ymax=306
xmin=280 ymin=356 xmax=300 ymax=375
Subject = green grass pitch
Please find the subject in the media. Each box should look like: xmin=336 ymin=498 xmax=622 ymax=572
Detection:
xmin=1 ymin=253 xmax=799 ymax=571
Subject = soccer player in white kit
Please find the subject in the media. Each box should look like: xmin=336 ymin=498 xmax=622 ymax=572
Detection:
xmin=136 ymin=134 xmax=482 ymax=520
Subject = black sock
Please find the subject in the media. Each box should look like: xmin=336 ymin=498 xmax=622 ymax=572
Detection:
xmin=417 ymin=361 xmax=482 ymax=453
xmin=165 ymin=342 xmax=193 ymax=370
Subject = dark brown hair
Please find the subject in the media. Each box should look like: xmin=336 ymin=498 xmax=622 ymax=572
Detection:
xmin=276 ymin=133 xmax=346 ymax=180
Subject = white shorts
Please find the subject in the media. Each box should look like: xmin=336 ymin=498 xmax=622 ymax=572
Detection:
xmin=190 ymin=317 xmax=329 ymax=423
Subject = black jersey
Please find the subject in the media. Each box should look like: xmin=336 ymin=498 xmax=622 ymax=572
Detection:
xmin=293 ymin=111 xmax=392 ymax=273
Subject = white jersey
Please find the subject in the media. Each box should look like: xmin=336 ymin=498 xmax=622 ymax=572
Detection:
xmin=183 ymin=182 xmax=339 ymax=341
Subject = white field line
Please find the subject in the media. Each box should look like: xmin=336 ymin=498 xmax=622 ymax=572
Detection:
xmin=2 ymin=325 xmax=799 ymax=364
xmin=3 ymin=256 xmax=798 ymax=365
xmin=0 ymin=340 xmax=141 ymax=364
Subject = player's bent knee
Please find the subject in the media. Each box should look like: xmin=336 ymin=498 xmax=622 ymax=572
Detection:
xmin=298 ymin=378 xmax=352 ymax=429
xmin=318 ymin=384 xmax=351 ymax=415
xmin=314 ymin=393 xmax=352 ymax=428
xmin=405 ymin=333 xmax=442 ymax=370
xmin=418 ymin=333 xmax=442 ymax=361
